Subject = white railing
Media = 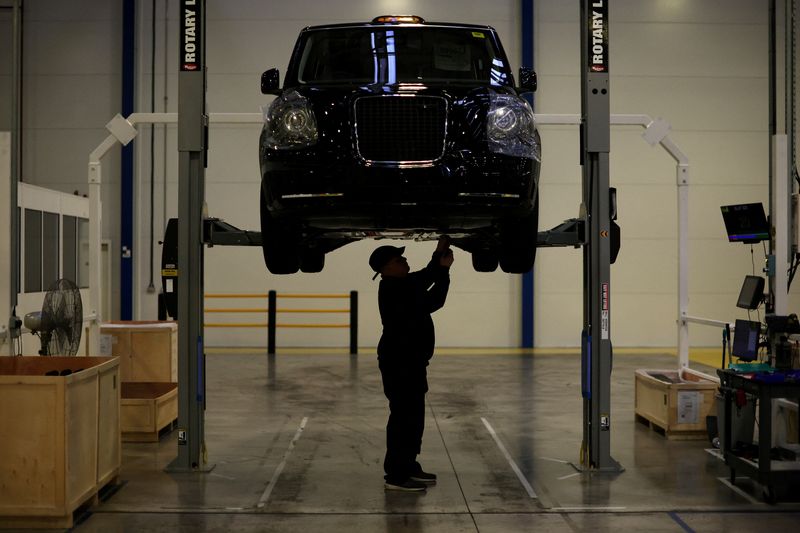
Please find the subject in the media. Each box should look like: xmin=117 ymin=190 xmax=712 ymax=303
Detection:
xmin=87 ymin=113 xmax=263 ymax=355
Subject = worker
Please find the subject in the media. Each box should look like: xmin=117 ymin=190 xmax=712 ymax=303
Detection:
xmin=369 ymin=236 xmax=454 ymax=491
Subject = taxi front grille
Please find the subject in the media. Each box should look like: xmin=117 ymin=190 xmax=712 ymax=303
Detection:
xmin=354 ymin=96 xmax=447 ymax=164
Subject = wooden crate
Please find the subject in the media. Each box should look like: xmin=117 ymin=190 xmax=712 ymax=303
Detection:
xmin=121 ymin=382 xmax=178 ymax=442
xmin=635 ymin=368 xmax=718 ymax=440
xmin=100 ymin=321 xmax=177 ymax=383
xmin=0 ymin=356 xmax=120 ymax=529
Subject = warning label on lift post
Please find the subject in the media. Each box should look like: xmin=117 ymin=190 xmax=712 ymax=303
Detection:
xmin=601 ymin=282 xmax=609 ymax=339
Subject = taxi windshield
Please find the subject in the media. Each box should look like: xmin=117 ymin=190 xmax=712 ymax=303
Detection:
xmin=293 ymin=27 xmax=512 ymax=86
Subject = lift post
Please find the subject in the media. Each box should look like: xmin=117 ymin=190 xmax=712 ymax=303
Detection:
xmin=579 ymin=0 xmax=622 ymax=472
xmin=167 ymin=0 xmax=212 ymax=472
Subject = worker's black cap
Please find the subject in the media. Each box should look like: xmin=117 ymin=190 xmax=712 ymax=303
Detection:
xmin=369 ymin=245 xmax=405 ymax=279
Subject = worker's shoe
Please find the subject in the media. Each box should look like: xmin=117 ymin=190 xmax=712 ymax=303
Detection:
xmin=410 ymin=469 xmax=437 ymax=485
xmin=384 ymin=479 xmax=427 ymax=492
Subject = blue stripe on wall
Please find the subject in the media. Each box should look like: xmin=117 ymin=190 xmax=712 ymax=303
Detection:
xmin=121 ymin=0 xmax=135 ymax=320
xmin=521 ymin=0 xmax=535 ymax=347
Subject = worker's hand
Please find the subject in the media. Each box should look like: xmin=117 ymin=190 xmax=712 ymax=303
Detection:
xmin=436 ymin=235 xmax=451 ymax=253
xmin=440 ymin=248 xmax=454 ymax=268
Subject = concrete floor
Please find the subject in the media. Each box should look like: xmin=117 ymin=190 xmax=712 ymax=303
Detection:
xmin=62 ymin=351 xmax=800 ymax=531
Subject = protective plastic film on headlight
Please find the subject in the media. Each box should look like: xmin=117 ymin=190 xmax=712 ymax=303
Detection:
xmin=486 ymin=92 xmax=541 ymax=161
xmin=263 ymin=90 xmax=318 ymax=149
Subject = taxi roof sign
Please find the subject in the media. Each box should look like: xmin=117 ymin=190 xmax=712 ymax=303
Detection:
xmin=372 ymin=15 xmax=425 ymax=24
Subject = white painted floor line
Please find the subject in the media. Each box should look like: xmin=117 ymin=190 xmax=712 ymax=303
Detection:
xmin=540 ymin=456 xmax=570 ymax=464
xmin=257 ymin=417 xmax=308 ymax=508
xmin=704 ymin=448 xmax=724 ymax=460
xmin=716 ymin=476 xmax=763 ymax=505
xmin=557 ymin=472 xmax=580 ymax=481
xmin=551 ymin=506 xmax=627 ymax=511
xmin=481 ymin=417 xmax=538 ymax=499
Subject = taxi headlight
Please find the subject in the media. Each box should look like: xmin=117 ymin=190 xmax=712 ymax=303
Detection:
xmin=263 ymin=91 xmax=318 ymax=149
xmin=487 ymin=93 xmax=541 ymax=161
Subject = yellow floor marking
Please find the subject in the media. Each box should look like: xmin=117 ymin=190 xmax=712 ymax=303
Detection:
xmin=204 ymin=345 xmax=724 ymax=369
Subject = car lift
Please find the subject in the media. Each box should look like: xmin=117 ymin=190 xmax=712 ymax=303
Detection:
xmin=168 ymin=0 xmax=622 ymax=474
xmin=167 ymin=0 xmax=210 ymax=472
xmin=537 ymin=0 xmax=621 ymax=473
xmin=576 ymin=0 xmax=622 ymax=472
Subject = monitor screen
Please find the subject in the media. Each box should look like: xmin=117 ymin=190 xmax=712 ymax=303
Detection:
xmin=720 ymin=203 xmax=769 ymax=243
xmin=732 ymin=319 xmax=760 ymax=362
xmin=736 ymin=275 xmax=765 ymax=310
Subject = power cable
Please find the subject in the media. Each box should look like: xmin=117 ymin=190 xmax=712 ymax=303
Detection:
xmin=787 ymin=252 xmax=800 ymax=290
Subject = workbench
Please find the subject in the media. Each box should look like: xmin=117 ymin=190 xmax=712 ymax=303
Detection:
xmin=717 ymin=369 xmax=800 ymax=502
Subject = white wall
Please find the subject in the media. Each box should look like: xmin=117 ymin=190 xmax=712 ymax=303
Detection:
xmin=534 ymin=0 xmax=797 ymax=347
xmin=14 ymin=0 xmax=123 ymax=318
xmin=6 ymin=0 xmax=800 ymax=349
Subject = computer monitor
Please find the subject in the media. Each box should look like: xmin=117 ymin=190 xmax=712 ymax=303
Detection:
xmin=732 ymin=319 xmax=760 ymax=362
xmin=720 ymin=203 xmax=770 ymax=243
xmin=736 ymin=275 xmax=765 ymax=310
xmin=765 ymin=314 xmax=800 ymax=334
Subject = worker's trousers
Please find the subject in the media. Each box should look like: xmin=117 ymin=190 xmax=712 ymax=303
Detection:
xmin=379 ymin=360 xmax=428 ymax=483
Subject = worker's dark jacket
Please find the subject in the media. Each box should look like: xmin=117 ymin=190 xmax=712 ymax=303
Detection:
xmin=377 ymin=252 xmax=450 ymax=366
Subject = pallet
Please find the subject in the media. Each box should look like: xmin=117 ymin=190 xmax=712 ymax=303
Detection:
xmin=0 ymin=474 xmax=120 ymax=529
xmin=636 ymin=413 xmax=709 ymax=440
